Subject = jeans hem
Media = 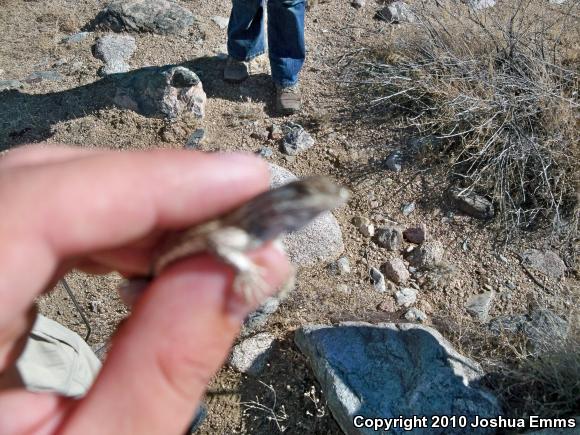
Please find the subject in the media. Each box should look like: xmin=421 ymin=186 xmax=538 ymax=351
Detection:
xmin=227 ymin=49 xmax=267 ymax=63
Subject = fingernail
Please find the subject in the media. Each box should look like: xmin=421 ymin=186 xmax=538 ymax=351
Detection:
xmin=118 ymin=278 xmax=150 ymax=308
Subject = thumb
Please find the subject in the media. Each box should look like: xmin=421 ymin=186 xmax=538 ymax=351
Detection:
xmin=60 ymin=245 xmax=290 ymax=435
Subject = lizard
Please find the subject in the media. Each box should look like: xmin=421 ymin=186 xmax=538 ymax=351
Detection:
xmin=124 ymin=176 xmax=349 ymax=306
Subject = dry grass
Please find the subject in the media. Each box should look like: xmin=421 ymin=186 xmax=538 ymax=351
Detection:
xmin=347 ymin=0 xmax=579 ymax=237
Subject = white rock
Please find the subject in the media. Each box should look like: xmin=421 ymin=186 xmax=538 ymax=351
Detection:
xmin=230 ymin=333 xmax=275 ymax=375
xmin=396 ymin=287 xmax=417 ymax=307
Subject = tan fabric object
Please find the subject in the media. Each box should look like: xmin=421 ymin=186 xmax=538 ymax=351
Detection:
xmin=16 ymin=315 xmax=101 ymax=398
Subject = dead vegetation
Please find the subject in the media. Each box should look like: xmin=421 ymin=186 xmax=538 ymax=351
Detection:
xmin=347 ymin=0 xmax=579 ymax=238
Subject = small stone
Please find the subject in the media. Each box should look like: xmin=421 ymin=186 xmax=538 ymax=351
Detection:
xmin=229 ymin=333 xmax=275 ymax=375
xmin=375 ymin=225 xmax=403 ymax=251
xmin=280 ymin=122 xmax=315 ymax=155
xmin=405 ymin=308 xmax=427 ymax=322
xmin=521 ymin=249 xmax=566 ymax=279
xmin=352 ymin=0 xmax=365 ymax=8
xmin=89 ymin=300 xmax=101 ymax=313
xmin=395 ymin=287 xmax=417 ymax=307
xmin=93 ymin=34 xmax=136 ymax=76
xmin=370 ymin=267 xmax=386 ymax=292
xmin=185 ymin=128 xmax=205 ymax=149
xmin=257 ymin=147 xmax=273 ymax=158
xmin=24 ymin=70 xmax=63 ymax=83
xmin=359 ymin=222 xmax=375 ymax=237
xmin=407 ymin=241 xmax=444 ymax=268
xmin=352 ymin=216 xmax=368 ymax=227
xmin=465 ymin=291 xmax=495 ymax=322
xmin=337 ymin=283 xmax=351 ymax=294
xmin=270 ymin=123 xmax=283 ymax=140
xmin=62 ymin=32 xmax=90 ymax=44
xmin=385 ymin=150 xmax=402 ymax=172
xmin=464 ymin=0 xmax=496 ymax=10
xmin=483 ymin=283 xmax=494 ymax=292
xmin=378 ymin=298 xmax=396 ymax=312
xmin=328 ymin=257 xmax=351 ymax=275
xmin=505 ymin=280 xmax=516 ymax=290
xmin=0 ymin=80 xmax=23 ymax=91
xmin=211 ymin=15 xmax=229 ymax=29
xmin=448 ymin=187 xmax=494 ymax=220
xmin=401 ymin=202 xmax=416 ymax=216
xmin=382 ymin=258 xmax=410 ymax=284
xmin=403 ymin=223 xmax=427 ymax=244
xmin=377 ymin=1 xmax=416 ymax=23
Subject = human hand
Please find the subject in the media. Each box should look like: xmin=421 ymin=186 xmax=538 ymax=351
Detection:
xmin=0 ymin=145 xmax=290 ymax=434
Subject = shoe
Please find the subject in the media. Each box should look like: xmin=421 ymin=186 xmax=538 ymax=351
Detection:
xmin=275 ymin=83 xmax=302 ymax=115
xmin=224 ymin=57 xmax=249 ymax=83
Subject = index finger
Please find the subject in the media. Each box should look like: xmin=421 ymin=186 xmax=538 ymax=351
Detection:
xmin=0 ymin=147 xmax=269 ymax=333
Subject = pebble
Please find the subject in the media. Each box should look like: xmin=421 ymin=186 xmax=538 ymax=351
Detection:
xmin=405 ymin=308 xmax=427 ymax=322
xmin=185 ymin=128 xmax=205 ymax=149
xmin=375 ymin=225 xmax=403 ymax=251
xmin=337 ymin=283 xmax=351 ymax=294
xmin=328 ymin=257 xmax=351 ymax=275
xmin=257 ymin=146 xmax=273 ymax=158
xmin=229 ymin=333 xmax=275 ymax=375
xmin=370 ymin=267 xmax=386 ymax=292
xmin=403 ymin=223 xmax=427 ymax=244
xmin=352 ymin=0 xmax=366 ymax=8
xmin=62 ymin=32 xmax=90 ymax=44
xmin=385 ymin=150 xmax=403 ymax=172
xmin=211 ymin=15 xmax=229 ymax=29
xmin=401 ymin=202 xmax=416 ymax=216
xmin=251 ymin=129 xmax=270 ymax=141
xmin=395 ymin=288 xmax=417 ymax=307
xmin=382 ymin=258 xmax=409 ymax=284
xmin=25 ymin=70 xmax=63 ymax=83
xmin=407 ymin=241 xmax=444 ymax=268
xmin=93 ymin=34 xmax=136 ymax=76
xmin=270 ymin=123 xmax=283 ymax=140
xmin=465 ymin=291 xmax=495 ymax=323
xmin=359 ymin=222 xmax=375 ymax=238
xmin=280 ymin=122 xmax=315 ymax=155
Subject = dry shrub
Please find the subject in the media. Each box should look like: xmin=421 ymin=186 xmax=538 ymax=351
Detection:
xmin=350 ymin=0 xmax=579 ymax=236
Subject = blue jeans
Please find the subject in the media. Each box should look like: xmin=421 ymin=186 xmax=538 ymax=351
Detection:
xmin=227 ymin=0 xmax=306 ymax=88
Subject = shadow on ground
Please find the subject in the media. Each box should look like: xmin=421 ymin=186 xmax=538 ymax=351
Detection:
xmin=0 ymin=56 xmax=278 ymax=151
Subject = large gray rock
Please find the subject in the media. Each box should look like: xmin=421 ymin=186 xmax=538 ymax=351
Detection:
xmin=93 ymin=34 xmax=136 ymax=76
xmin=521 ymin=249 xmax=566 ymax=279
xmin=113 ymin=65 xmax=206 ymax=119
xmin=375 ymin=225 xmax=403 ymax=251
xmin=268 ymin=164 xmax=344 ymax=265
xmin=295 ymin=323 xmax=501 ymax=435
xmin=93 ymin=0 xmax=195 ymax=35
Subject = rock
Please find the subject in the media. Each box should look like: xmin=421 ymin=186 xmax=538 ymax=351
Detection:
xmin=295 ymin=323 xmax=501 ymax=435
xmin=62 ymin=31 xmax=91 ymax=44
xmin=370 ymin=267 xmax=386 ymax=292
xmin=521 ymin=249 xmax=566 ymax=279
xmin=377 ymin=298 xmax=396 ymax=312
xmin=405 ymin=307 xmax=427 ymax=322
xmin=375 ymin=225 xmax=403 ymax=251
xmin=352 ymin=0 xmax=365 ymax=8
xmin=185 ymin=128 xmax=205 ymax=149
xmin=229 ymin=333 xmax=274 ymax=375
xmin=269 ymin=123 xmax=283 ymax=140
xmin=280 ymin=122 xmax=315 ymax=155
xmin=407 ymin=241 xmax=444 ymax=268
xmin=93 ymin=34 xmax=136 ymax=76
xmin=251 ymin=129 xmax=269 ymax=141
xmin=24 ymin=70 xmax=63 ymax=83
xmin=211 ymin=15 xmax=229 ymax=29
xmin=242 ymin=297 xmax=281 ymax=335
xmin=113 ymin=65 xmax=207 ymax=119
xmin=382 ymin=258 xmax=409 ymax=284
xmin=329 ymin=257 xmax=351 ymax=275
xmin=268 ymin=164 xmax=344 ymax=265
xmin=524 ymin=308 xmax=568 ymax=353
xmin=448 ymin=187 xmax=494 ymax=220
xmin=403 ymin=223 xmax=427 ymax=244
xmin=257 ymin=146 xmax=273 ymax=159
xmin=359 ymin=222 xmax=375 ymax=238
xmin=377 ymin=1 xmax=416 ymax=23
xmin=465 ymin=0 xmax=496 ymax=10
xmin=488 ymin=314 xmax=528 ymax=335
xmin=93 ymin=0 xmax=195 ymax=35
xmin=465 ymin=291 xmax=495 ymax=322
xmin=385 ymin=150 xmax=402 ymax=172
xmin=395 ymin=287 xmax=417 ymax=307
xmin=337 ymin=283 xmax=351 ymax=294
xmin=401 ymin=202 xmax=415 ymax=216
xmin=0 ymin=80 xmax=23 ymax=91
